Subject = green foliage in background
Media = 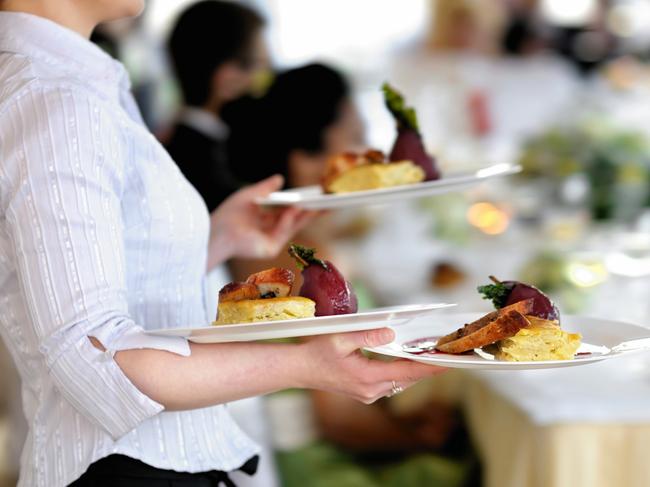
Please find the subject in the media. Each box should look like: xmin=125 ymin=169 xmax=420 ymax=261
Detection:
xmin=276 ymin=442 xmax=471 ymax=487
xmin=519 ymin=120 xmax=650 ymax=221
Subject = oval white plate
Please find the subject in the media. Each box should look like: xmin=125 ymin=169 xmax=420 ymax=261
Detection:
xmin=366 ymin=313 xmax=650 ymax=370
xmin=257 ymin=163 xmax=521 ymax=209
xmin=146 ymin=303 xmax=456 ymax=343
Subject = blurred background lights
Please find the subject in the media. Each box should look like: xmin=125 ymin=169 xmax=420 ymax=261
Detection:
xmin=606 ymin=1 xmax=650 ymax=38
xmin=541 ymin=0 xmax=598 ymax=27
xmin=466 ymin=202 xmax=510 ymax=235
xmin=565 ymin=260 xmax=608 ymax=287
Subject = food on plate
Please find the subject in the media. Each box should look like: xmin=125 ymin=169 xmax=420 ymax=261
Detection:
xmin=382 ymin=83 xmax=441 ymax=181
xmin=214 ymin=267 xmax=315 ymax=325
xmin=435 ymin=300 xmax=534 ymax=354
xmin=477 ymin=275 xmax=560 ymax=321
xmin=289 ymin=244 xmax=358 ymax=316
xmin=484 ymin=316 xmax=582 ymax=361
xmin=322 ymin=150 xmax=424 ymax=194
xmin=217 ymin=282 xmax=261 ymax=302
xmin=434 ymin=276 xmax=581 ymax=361
xmin=215 ymin=296 xmax=316 ymax=325
xmin=246 ymin=267 xmax=294 ymax=298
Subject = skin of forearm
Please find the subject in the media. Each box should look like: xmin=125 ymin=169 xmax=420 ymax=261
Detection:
xmin=113 ymin=342 xmax=307 ymax=410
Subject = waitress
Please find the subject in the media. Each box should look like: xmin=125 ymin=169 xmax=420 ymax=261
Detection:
xmin=0 ymin=1 xmax=444 ymax=486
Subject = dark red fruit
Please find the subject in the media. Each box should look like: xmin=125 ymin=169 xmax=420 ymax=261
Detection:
xmin=478 ymin=276 xmax=559 ymax=321
xmin=389 ymin=127 xmax=440 ymax=181
xmin=382 ymin=83 xmax=441 ymax=181
xmin=289 ymin=244 xmax=358 ymax=317
xmin=503 ymin=281 xmax=559 ymax=321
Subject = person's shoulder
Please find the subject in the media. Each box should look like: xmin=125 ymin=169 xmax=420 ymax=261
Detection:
xmin=0 ymin=52 xmax=38 ymax=110
xmin=0 ymin=52 xmax=99 ymax=117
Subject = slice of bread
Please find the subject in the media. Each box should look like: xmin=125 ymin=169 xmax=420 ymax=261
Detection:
xmin=325 ymin=161 xmax=425 ymax=194
xmin=213 ymin=296 xmax=316 ymax=325
xmin=486 ymin=316 xmax=581 ymax=361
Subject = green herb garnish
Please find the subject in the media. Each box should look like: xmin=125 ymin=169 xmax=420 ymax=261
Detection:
xmin=477 ymin=276 xmax=511 ymax=309
xmin=382 ymin=82 xmax=419 ymax=132
xmin=288 ymin=243 xmax=328 ymax=270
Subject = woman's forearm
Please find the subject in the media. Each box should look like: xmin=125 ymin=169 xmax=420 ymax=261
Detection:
xmin=114 ymin=342 xmax=305 ymax=410
xmin=111 ymin=329 xmax=446 ymax=411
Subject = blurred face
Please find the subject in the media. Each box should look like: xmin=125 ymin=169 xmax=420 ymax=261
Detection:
xmin=213 ymin=31 xmax=270 ymax=104
xmin=288 ymin=99 xmax=366 ymax=188
xmin=77 ymin=0 xmax=145 ymax=23
xmin=1 ymin=0 xmax=144 ymax=35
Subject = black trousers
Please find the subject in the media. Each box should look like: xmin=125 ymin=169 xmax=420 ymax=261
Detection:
xmin=69 ymin=454 xmax=259 ymax=487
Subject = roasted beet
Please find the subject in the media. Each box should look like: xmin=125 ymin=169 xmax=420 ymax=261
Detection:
xmin=289 ymin=244 xmax=358 ymax=316
xmin=389 ymin=128 xmax=440 ymax=181
xmin=383 ymin=83 xmax=441 ymax=181
xmin=478 ymin=276 xmax=560 ymax=321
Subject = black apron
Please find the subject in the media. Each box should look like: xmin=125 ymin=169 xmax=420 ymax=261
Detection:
xmin=69 ymin=454 xmax=259 ymax=487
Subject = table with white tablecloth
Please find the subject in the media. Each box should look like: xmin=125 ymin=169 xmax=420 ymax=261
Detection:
xmin=462 ymin=352 xmax=650 ymax=487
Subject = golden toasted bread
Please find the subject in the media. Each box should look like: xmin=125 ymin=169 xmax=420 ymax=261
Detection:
xmin=214 ymin=296 xmax=315 ymax=325
xmin=486 ymin=316 xmax=582 ymax=361
xmin=322 ymin=150 xmax=385 ymax=190
xmin=322 ymin=150 xmax=424 ymax=194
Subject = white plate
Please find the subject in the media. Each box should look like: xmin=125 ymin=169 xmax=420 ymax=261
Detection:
xmin=258 ymin=163 xmax=521 ymax=209
xmin=146 ymin=303 xmax=456 ymax=344
xmin=366 ymin=313 xmax=650 ymax=370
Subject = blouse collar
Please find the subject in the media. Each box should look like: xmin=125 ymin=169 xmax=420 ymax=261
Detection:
xmin=0 ymin=11 xmax=130 ymax=92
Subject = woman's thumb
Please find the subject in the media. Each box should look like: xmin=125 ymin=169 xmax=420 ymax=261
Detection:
xmin=341 ymin=327 xmax=395 ymax=352
xmin=245 ymin=174 xmax=284 ymax=198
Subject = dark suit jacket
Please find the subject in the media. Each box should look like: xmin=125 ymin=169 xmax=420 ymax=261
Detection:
xmin=165 ymin=122 xmax=241 ymax=212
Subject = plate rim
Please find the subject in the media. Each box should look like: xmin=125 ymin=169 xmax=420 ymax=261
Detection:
xmin=258 ymin=163 xmax=521 ymax=206
xmin=365 ymin=312 xmax=650 ymax=369
xmin=146 ymin=302 xmax=456 ymax=337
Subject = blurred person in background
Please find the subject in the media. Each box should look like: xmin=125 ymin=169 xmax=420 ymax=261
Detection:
xmin=226 ymin=63 xmax=365 ymax=282
xmin=166 ymin=0 xmax=269 ymax=211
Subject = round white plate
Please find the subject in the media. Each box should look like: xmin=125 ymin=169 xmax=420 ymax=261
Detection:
xmin=366 ymin=313 xmax=650 ymax=370
xmin=146 ymin=303 xmax=456 ymax=344
xmin=257 ymin=163 xmax=521 ymax=209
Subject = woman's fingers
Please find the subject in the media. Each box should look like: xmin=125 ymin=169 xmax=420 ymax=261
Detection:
xmin=239 ymin=174 xmax=284 ymax=200
xmin=366 ymin=358 xmax=447 ymax=384
xmin=329 ymin=328 xmax=396 ymax=356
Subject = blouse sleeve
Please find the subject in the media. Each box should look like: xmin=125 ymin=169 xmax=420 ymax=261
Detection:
xmin=0 ymin=83 xmax=190 ymax=440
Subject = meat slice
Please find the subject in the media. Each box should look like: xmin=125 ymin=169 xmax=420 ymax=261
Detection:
xmin=246 ymin=268 xmax=295 ymax=298
xmin=435 ymin=300 xmax=534 ymax=353
xmin=219 ymin=282 xmax=261 ymax=303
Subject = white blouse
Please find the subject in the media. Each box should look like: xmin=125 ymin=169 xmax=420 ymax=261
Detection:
xmin=0 ymin=12 xmax=258 ymax=487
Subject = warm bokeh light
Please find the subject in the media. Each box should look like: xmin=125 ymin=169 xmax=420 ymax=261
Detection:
xmin=466 ymin=202 xmax=510 ymax=235
xmin=565 ymin=260 xmax=608 ymax=287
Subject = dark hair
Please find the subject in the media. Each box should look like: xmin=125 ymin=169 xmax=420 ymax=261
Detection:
xmin=225 ymin=63 xmax=350 ymax=185
xmin=168 ymin=0 xmax=265 ymax=107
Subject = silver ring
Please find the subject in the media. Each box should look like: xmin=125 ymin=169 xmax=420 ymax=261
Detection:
xmin=388 ymin=380 xmax=403 ymax=397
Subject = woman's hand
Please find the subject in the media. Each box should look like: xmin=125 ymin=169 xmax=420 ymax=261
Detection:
xmin=207 ymin=175 xmax=316 ymax=270
xmin=295 ymin=328 xmax=446 ymax=404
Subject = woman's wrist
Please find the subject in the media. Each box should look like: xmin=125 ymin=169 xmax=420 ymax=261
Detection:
xmin=280 ymin=341 xmax=315 ymax=391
